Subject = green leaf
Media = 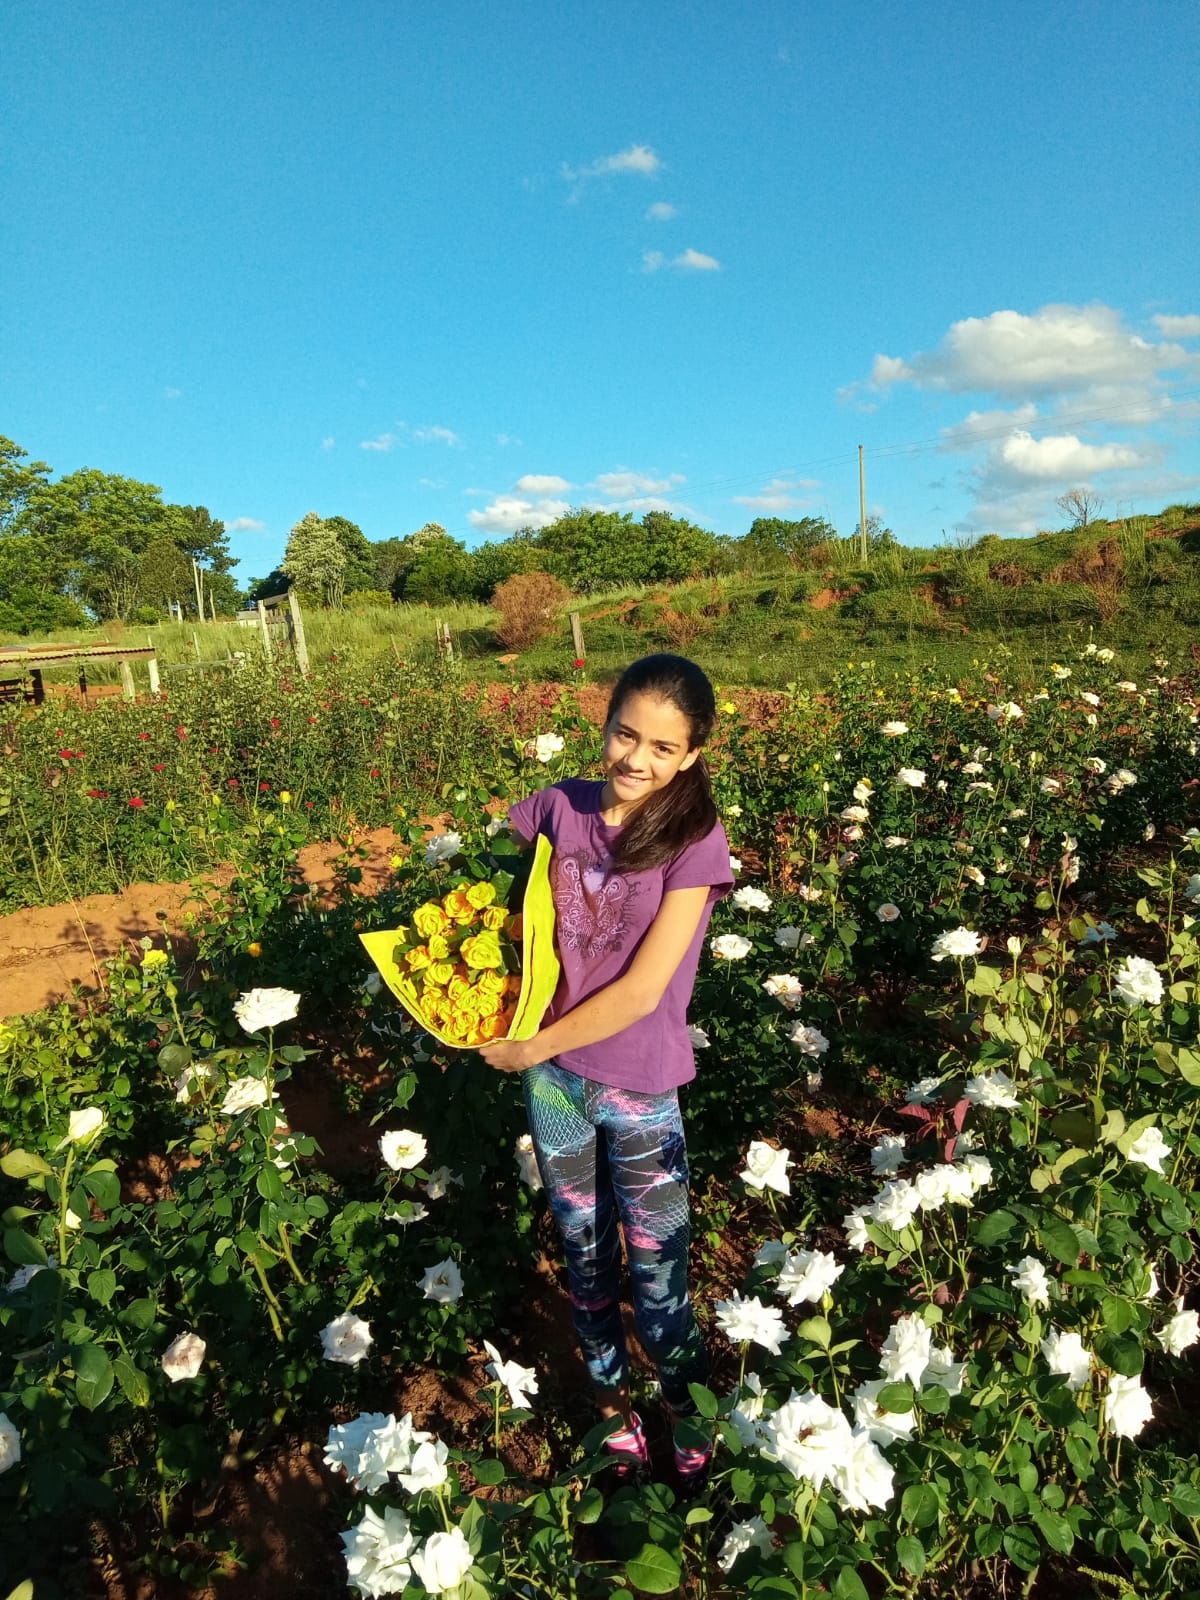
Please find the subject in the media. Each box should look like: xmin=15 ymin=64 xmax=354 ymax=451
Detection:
xmin=86 ymin=1268 xmax=117 ymax=1307
xmin=901 ymin=1483 xmax=939 ymax=1529
xmin=896 ymin=1534 xmax=926 ymax=1578
xmin=113 ymin=1355 xmax=151 ymax=1407
xmin=575 ymin=1486 xmax=604 ymax=1524
xmin=1064 ymin=1434 xmax=1094 ymax=1479
xmin=0 ymin=1149 xmax=53 ymax=1179
xmin=256 ymin=1164 xmax=284 ymax=1202
xmin=82 ymin=1168 xmax=120 ymax=1211
xmin=975 ymin=1209 xmax=1019 ymax=1245
xmin=876 ymin=1382 xmax=915 ymax=1413
xmin=3 ymin=1228 xmax=48 ymax=1267
xmin=5 ymin=1583 xmax=35 ymax=1600
xmin=968 ymin=964 xmax=1002 ymax=995
xmin=1096 ymin=1332 xmax=1143 ymax=1377
xmin=472 ymin=1458 xmax=505 ymax=1485
xmin=687 ymin=1382 xmax=718 ymax=1418
xmin=121 ymin=1297 xmax=157 ymax=1331
xmin=1176 ymin=1047 xmax=1200 ymax=1087
xmin=1170 ymin=1482 xmax=1200 ymax=1519
xmin=74 ymin=1343 xmax=114 ymax=1411
xmin=1003 ymin=1524 xmax=1041 ymax=1571
xmin=833 ymin=1567 xmax=870 ymax=1600
xmin=1032 ymin=1508 xmax=1074 ymax=1555
xmin=157 ymin=1043 xmax=193 ymax=1072
xmin=917 ymin=1383 xmax=950 ymax=1415
xmin=624 ymin=1542 xmax=682 ymax=1594
xmin=685 ymin=1506 xmax=712 ymax=1525
xmin=1038 ymin=1214 xmax=1081 ymax=1265
xmin=1100 ymin=1296 xmax=1135 ymax=1334
xmin=796 ymin=1315 xmax=831 ymax=1348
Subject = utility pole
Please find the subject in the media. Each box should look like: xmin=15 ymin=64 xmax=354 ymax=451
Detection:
xmin=192 ymin=558 xmax=205 ymax=620
xmin=858 ymin=445 xmax=868 ymax=563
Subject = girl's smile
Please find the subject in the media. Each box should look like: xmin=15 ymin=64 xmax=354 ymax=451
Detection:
xmin=600 ymin=689 xmax=699 ymax=823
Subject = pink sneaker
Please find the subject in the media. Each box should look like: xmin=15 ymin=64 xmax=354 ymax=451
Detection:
xmin=604 ymin=1412 xmax=650 ymax=1481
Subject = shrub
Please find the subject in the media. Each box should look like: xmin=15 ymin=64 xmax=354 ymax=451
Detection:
xmin=491 ymin=572 xmax=571 ymax=650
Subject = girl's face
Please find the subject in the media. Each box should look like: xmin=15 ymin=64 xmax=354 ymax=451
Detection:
xmin=600 ymin=689 xmax=699 ymax=817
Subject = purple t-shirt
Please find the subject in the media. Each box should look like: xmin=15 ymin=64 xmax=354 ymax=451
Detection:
xmin=509 ymin=778 xmax=733 ymax=1094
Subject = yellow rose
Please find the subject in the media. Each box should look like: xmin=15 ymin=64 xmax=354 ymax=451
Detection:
xmin=474 ymin=988 xmax=502 ymax=1018
xmin=477 ymin=970 xmax=507 ymax=996
xmin=448 ymin=975 xmax=471 ymax=1001
xmin=413 ymin=902 xmax=449 ymax=939
xmin=390 ymin=853 xmax=403 ymax=870
xmin=141 ymin=949 xmax=169 ymax=969
xmin=427 ymin=932 xmax=450 ymax=961
xmin=427 ymin=960 xmax=454 ymax=987
xmin=165 ymin=799 xmax=177 ymax=812
xmin=466 ymin=881 xmax=497 ymax=909
xmin=482 ymin=905 xmax=508 ymax=932
xmin=477 ymin=1013 xmax=507 ymax=1042
xmin=279 ymin=790 xmax=292 ymax=805
xmin=405 ymin=945 xmax=432 ymax=971
xmin=246 ymin=942 xmax=262 ymax=959
xmin=460 ymin=931 xmax=504 ymax=971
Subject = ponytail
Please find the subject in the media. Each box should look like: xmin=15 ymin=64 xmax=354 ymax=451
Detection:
xmin=604 ymin=654 xmax=719 ymax=874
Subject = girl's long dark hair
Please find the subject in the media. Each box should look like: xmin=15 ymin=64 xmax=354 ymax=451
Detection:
xmin=605 ymin=654 xmax=719 ymax=874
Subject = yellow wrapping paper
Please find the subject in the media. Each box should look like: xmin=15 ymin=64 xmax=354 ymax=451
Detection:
xmin=358 ymin=834 xmax=560 ymax=1048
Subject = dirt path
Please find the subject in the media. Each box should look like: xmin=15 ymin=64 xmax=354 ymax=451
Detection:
xmin=0 ymin=828 xmax=405 ymax=1018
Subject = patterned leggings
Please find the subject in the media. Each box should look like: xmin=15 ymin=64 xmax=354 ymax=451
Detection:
xmin=522 ymin=1059 xmax=709 ymax=1414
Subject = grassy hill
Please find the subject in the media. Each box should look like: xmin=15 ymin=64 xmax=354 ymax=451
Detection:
xmin=4 ymin=504 xmax=1198 ymax=690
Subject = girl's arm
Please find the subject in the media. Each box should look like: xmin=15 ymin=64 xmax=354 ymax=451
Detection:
xmin=477 ymin=884 xmax=711 ymax=1073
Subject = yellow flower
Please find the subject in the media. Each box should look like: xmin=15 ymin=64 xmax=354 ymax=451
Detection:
xmin=279 ymin=790 xmax=292 ymax=806
xmin=474 ymin=988 xmax=503 ymax=1018
xmin=405 ymin=945 xmax=432 ymax=971
xmin=141 ymin=949 xmax=169 ymax=969
xmin=390 ymin=854 xmax=404 ymax=870
xmin=482 ymin=905 xmax=508 ymax=932
xmin=426 ymin=932 xmax=450 ymax=961
xmin=210 ymin=794 xmax=221 ymax=807
xmin=466 ymin=881 xmax=497 ymax=909
xmin=413 ymin=902 xmax=450 ymax=938
xmin=442 ymin=888 xmax=476 ymax=924
xmin=477 ymin=1013 xmax=507 ymax=1042
xmin=460 ymin=930 xmax=504 ymax=971
xmin=165 ymin=799 xmax=177 ymax=812
xmin=720 ymin=700 xmax=737 ymax=714
xmin=477 ymin=970 xmax=508 ymax=996
xmin=426 ymin=960 xmax=455 ymax=987
xmin=448 ymin=975 xmax=471 ymax=1001
xmin=246 ymin=942 xmax=262 ymax=959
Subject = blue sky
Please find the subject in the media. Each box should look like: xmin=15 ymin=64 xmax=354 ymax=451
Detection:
xmin=3 ymin=0 xmax=1198 ymax=582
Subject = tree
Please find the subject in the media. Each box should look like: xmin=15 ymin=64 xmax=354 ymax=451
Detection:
xmin=161 ymin=504 xmax=234 ymax=575
xmin=325 ymin=515 xmax=378 ymax=594
xmin=403 ymin=533 xmax=475 ymax=604
xmin=0 ymin=436 xmax=51 ymax=534
xmin=21 ymin=468 xmax=173 ymax=618
xmin=536 ymin=508 xmax=634 ymax=593
xmin=639 ymin=512 xmax=719 ymax=582
xmin=851 ymin=515 xmax=897 ymax=550
xmin=1056 ymin=488 xmax=1103 ymax=530
xmin=283 ymin=512 xmax=346 ymax=607
xmin=138 ymin=538 xmax=196 ymax=614
xmin=741 ymin=516 xmax=837 ymax=568
xmin=468 ymin=532 xmax=546 ymax=599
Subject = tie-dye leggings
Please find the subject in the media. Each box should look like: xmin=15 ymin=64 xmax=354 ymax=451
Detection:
xmin=522 ymin=1059 xmax=709 ymax=1414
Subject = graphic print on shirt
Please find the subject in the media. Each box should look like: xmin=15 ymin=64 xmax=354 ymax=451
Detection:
xmin=553 ymin=850 xmax=642 ymax=959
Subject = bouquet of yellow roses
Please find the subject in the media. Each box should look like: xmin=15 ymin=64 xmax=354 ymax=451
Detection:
xmin=359 ymin=834 xmax=559 ymax=1049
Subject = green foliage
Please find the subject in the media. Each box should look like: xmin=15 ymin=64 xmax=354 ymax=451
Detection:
xmin=283 ymin=512 xmax=347 ymax=608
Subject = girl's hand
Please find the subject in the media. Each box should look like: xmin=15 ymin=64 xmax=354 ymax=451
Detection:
xmin=478 ymin=1033 xmax=545 ymax=1074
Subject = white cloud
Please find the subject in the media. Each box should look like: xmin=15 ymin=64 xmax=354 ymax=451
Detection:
xmin=515 ymin=474 xmax=572 ymax=493
xmin=646 ymin=201 xmax=678 ymax=221
xmin=1154 ymin=313 xmax=1200 ymax=338
xmin=939 ymin=403 xmax=1040 ymax=452
xmin=732 ymin=477 xmax=822 ymax=512
xmin=643 ymin=248 xmax=720 ymax=273
xmin=228 ymin=517 xmax=266 ymax=532
xmin=468 ymin=495 xmax=571 ymax=535
xmin=361 ymin=433 xmax=398 ymax=452
xmin=563 ymin=143 xmax=662 ymax=183
xmin=320 ymin=436 xmax=335 ymax=451
xmin=990 ymin=430 xmax=1145 ymax=481
xmin=592 ymin=469 xmax=685 ymax=499
xmin=413 ymin=424 xmax=461 ymax=446
xmin=867 ymin=304 xmax=1193 ymax=398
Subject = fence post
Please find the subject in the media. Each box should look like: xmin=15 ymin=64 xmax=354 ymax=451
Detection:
xmin=287 ymin=589 xmax=311 ymax=675
xmin=147 ymin=652 xmax=160 ymax=694
xmin=569 ymin=611 xmax=585 ymax=661
xmin=119 ymin=659 xmax=136 ymax=702
xmin=257 ymin=600 xmax=273 ymax=659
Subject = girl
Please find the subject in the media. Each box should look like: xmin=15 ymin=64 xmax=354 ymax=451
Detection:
xmin=478 ymin=653 xmax=732 ymax=1485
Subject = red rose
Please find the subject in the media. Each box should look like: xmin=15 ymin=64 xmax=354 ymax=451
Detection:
xmin=260 ymin=781 xmax=270 ymax=791
xmin=129 ymin=796 xmax=146 ymax=808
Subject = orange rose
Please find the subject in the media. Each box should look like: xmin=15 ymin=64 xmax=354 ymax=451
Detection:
xmin=506 ymin=974 xmax=524 ymax=997
xmin=466 ymin=881 xmax=497 ymax=909
xmin=448 ymin=975 xmax=471 ymax=1001
xmin=412 ymin=901 xmax=449 ymax=939
xmin=476 ymin=1013 xmax=507 ymax=1042
xmin=482 ymin=905 xmax=508 ymax=932
xmin=442 ymin=889 xmax=476 ymax=924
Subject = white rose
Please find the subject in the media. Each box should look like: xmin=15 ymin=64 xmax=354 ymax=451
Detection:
xmin=321 ymin=1311 xmax=373 ymax=1365
xmin=379 ymin=1129 xmax=428 ymax=1172
xmin=718 ymin=1516 xmax=774 ymax=1573
xmin=711 ymin=933 xmax=752 ymax=961
xmin=740 ymin=1140 xmax=791 ymax=1195
xmin=514 ymin=1133 xmax=543 ymax=1190
xmin=341 ymin=1504 xmax=416 ymax=1594
xmin=896 ymin=767 xmax=925 ymax=788
xmin=410 ymin=1527 xmax=474 ymax=1595
xmin=1105 ymin=1372 xmax=1153 ymax=1440
xmin=423 ymin=831 xmax=463 ymax=865
xmin=424 ymin=1165 xmax=463 ymax=1199
xmin=789 ymin=1022 xmax=830 ymax=1057
xmin=419 ymin=1257 xmax=464 ymax=1304
xmin=714 ymin=1291 xmax=787 ymax=1354
xmin=1125 ymin=1126 xmax=1171 ymax=1174
xmin=878 ymin=1313 xmax=933 ymax=1386
xmin=963 ymin=1070 xmax=1020 ymax=1110
xmin=1157 ymin=1302 xmax=1200 ymax=1357
xmin=65 ymin=1106 xmax=105 ymax=1146
xmin=483 ymin=1339 xmax=539 ymax=1409
xmin=1008 ymin=1255 xmax=1052 ymax=1308
xmin=773 ymin=925 xmax=803 ymax=949
xmin=876 ymin=902 xmax=901 ymax=922
xmin=776 ymin=1248 xmax=844 ymax=1307
xmin=851 ymin=1378 xmax=916 ymax=1447
xmin=233 ymin=986 xmax=301 ymax=1034
xmin=161 ymin=1331 xmax=207 ymax=1382
xmin=871 ymin=1179 xmax=921 ymax=1233
xmin=870 ymin=1134 xmax=907 ymax=1177
xmin=987 ymin=702 xmax=1024 ymax=721
xmin=0 ymin=1413 xmax=21 ymax=1475
xmin=687 ymin=1024 xmax=710 ymax=1049
xmin=880 ymin=720 xmax=909 ymax=736
xmin=1040 ymin=1328 xmax=1091 ymax=1390
xmin=1112 ymin=956 xmax=1164 ymax=1009
xmin=732 ymin=886 xmax=772 ymax=914
xmin=930 ymin=926 xmax=983 ymax=962
xmin=220 ymin=1076 xmax=272 ymax=1116
xmin=844 ymin=1205 xmax=873 ymax=1252
xmin=763 ymin=974 xmax=804 ymax=1008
